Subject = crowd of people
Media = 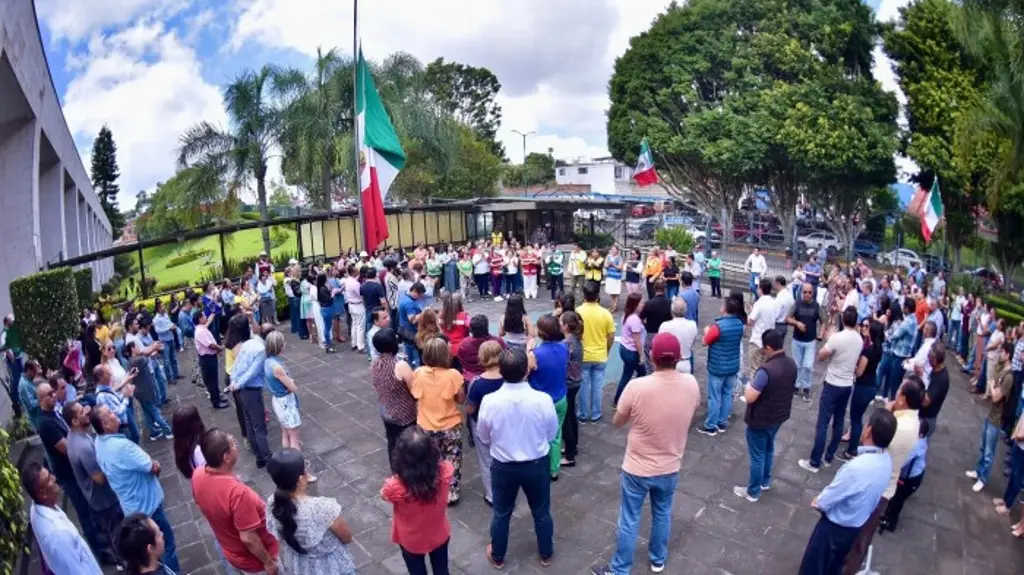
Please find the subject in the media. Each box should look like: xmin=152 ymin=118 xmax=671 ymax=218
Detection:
xmin=4 ymin=237 xmax=1024 ymax=575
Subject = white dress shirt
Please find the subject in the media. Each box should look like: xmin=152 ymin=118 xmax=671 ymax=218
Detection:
xmin=744 ymin=254 xmax=767 ymax=275
xmin=659 ymin=318 xmax=698 ymax=373
xmin=477 ymin=381 xmax=558 ymax=463
xmin=748 ymin=295 xmax=777 ymax=348
xmin=30 ymin=503 xmax=103 ymax=575
xmin=907 ymin=337 xmax=936 ymax=388
xmin=774 ymin=288 xmax=795 ymax=324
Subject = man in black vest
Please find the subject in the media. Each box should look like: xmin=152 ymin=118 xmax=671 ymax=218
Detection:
xmin=734 ymin=328 xmax=797 ymax=502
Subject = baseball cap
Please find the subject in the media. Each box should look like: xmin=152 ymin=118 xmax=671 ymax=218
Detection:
xmin=650 ymin=332 xmax=681 ymax=364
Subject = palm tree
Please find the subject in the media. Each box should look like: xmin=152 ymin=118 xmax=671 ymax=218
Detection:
xmin=178 ymin=66 xmax=281 ymax=254
xmin=274 ymin=48 xmax=355 ymax=210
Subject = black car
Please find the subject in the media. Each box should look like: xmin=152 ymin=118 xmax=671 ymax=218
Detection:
xmin=920 ymin=254 xmax=952 ymax=275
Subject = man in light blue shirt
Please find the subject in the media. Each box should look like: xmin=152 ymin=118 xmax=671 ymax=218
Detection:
xmin=152 ymin=302 xmax=180 ymax=381
xmin=857 ymin=281 xmax=876 ymax=323
xmin=477 ymin=348 xmax=558 ymax=569
xmin=22 ymin=462 xmax=103 ymax=575
xmin=679 ymin=272 xmax=701 ymax=324
xmin=926 ymin=298 xmax=944 ymax=341
xmin=136 ymin=321 xmax=168 ymax=405
xmin=799 ymin=409 xmax=897 ymax=575
xmin=228 ymin=316 xmax=273 ymax=467
xmin=92 ymin=405 xmax=180 ymax=573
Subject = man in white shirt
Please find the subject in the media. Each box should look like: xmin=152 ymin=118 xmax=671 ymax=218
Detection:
xmin=842 ymin=278 xmax=861 ymax=315
xmin=908 ymin=321 xmax=938 ymax=388
xmin=22 ymin=461 xmax=103 ymax=575
xmin=773 ymin=275 xmax=794 ymax=346
xmin=949 ymin=287 xmax=966 ymax=350
xmin=685 ymin=253 xmax=702 ymax=294
xmin=747 ymin=278 xmax=777 ymax=382
xmin=477 ymin=348 xmax=559 ymax=569
xmin=744 ymin=248 xmax=768 ymax=300
xmin=659 ymin=298 xmax=698 ymax=374
xmin=800 ymin=307 xmax=863 ymax=472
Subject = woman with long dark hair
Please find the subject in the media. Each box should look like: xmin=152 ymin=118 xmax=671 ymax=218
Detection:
xmin=876 ymin=300 xmax=904 ymax=401
xmin=614 ymin=292 xmax=646 ymax=407
xmin=267 ymin=448 xmax=355 ymax=574
xmin=371 ymin=328 xmax=417 ymax=460
xmin=381 ymin=426 xmax=453 ymax=575
xmin=224 ymin=314 xmax=250 ymax=443
xmin=171 ymin=406 xmax=206 ymax=479
xmin=842 ymin=320 xmax=885 ymax=459
xmin=499 ymin=293 xmax=533 ymax=351
xmin=82 ymin=322 xmax=102 ymax=393
xmin=316 ymin=273 xmax=336 ymax=354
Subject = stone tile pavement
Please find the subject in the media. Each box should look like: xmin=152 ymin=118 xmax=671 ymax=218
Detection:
xmin=45 ymin=291 xmax=1024 ymax=574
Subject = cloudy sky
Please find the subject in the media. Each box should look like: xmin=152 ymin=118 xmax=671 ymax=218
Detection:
xmin=36 ymin=0 xmax=910 ymax=210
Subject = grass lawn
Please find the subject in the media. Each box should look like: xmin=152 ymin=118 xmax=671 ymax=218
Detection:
xmin=122 ymin=226 xmax=298 ymax=297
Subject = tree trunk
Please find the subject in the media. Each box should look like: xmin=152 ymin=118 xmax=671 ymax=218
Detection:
xmin=720 ymin=208 xmax=733 ymax=245
xmin=953 ymin=245 xmax=962 ymax=275
xmin=256 ymin=170 xmax=271 ymax=256
xmin=320 ymin=153 xmax=332 ymax=211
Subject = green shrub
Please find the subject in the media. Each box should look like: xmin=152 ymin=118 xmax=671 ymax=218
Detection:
xmin=166 ymin=249 xmax=213 ymax=269
xmin=571 ymin=231 xmax=615 ymax=250
xmin=654 ymin=227 xmax=696 ymax=255
xmin=0 ymin=428 xmax=28 ymax=574
xmin=239 ymin=212 xmax=261 ymax=222
xmin=270 ymin=227 xmax=291 ymax=249
xmin=10 ymin=268 xmax=81 ymax=370
xmin=73 ymin=268 xmax=94 ymax=308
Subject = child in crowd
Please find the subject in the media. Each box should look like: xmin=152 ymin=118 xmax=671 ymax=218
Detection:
xmin=264 ymin=331 xmax=316 ymax=483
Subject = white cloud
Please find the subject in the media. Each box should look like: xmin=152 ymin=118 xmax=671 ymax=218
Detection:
xmin=35 ymin=0 xmax=186 ymax=42
xmin=876 ymin=0 xmax=911 ymax=22
xmin=871 ymin=1 xmax=918 ymax=181
xmin=61 ymin=21 xmax=227 ymax=208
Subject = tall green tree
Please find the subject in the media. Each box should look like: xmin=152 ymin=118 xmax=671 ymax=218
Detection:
xmin=883 ymin=0 xmax=993 ymax=271
xmin=178 ymin=66 xmax=281 ymax=254
xmin=90 ymin=126 xmax=125 ymax=237
xmin=423 ymin=58 xmax=504 ymax=159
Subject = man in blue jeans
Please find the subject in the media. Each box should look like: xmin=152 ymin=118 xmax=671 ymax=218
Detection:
xmin=397 ymin=282 xmax=426 ymax=367
xmin=697 ymin=294 xmax=745 ymax=436
xmin=787 ymin=282 xmax=826 ymax=403
xmin=966 ymin=342 xmax=1014 ymax=492
xmin=576 ymin=281 xmax=616 ymax=422
xmin=734 ymin=329 xmax=796 ymax=502
xmin=592 ymin=333 xmax=700 ymax=575
xmin=800 ymin=307 xmax=862 ymax=473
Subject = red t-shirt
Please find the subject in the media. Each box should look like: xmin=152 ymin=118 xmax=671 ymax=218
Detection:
xmin=443 ymin=312 xmax=470 ymax=351
xmin=522 ymin=253 xmax=539 ymax=275
xmin=191 ymin=467 xmax=279 ymax=572
xmin=381 ymin=461 xmax=453 ymax=554
xmin=489 ymin=254 xmax=504 ymax=275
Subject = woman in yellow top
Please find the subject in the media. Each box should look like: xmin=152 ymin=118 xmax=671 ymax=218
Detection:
xmin=94 ymin=310 xmax=111 ymax=346
xmin=410 ymin=337 xmax=466 ymax=504
xmin=585 ymin=248 xmax=605 ymax=283
xmin=643 ymin=248 xmax=664 ymax=299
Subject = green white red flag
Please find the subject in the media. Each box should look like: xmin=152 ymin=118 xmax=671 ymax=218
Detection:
xmin=633 ymin=138 xmax=659 ymax=186
xmin=921 ymin=177 xmax=943 ymax=243
xmin=356 ymin=46 xmax=405 ymax=250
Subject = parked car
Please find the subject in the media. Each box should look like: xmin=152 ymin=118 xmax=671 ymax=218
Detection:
xmin=690 ymin=228 xmax=722 ymax=248
xmin=853 ymin=239 xmax=882 ymax=259
xmin=881 ymin=248 xmax=923 ymax=269
xmin=921 ymin=254 xmax=952 ymax=275
xmin=797 ymin=231 xmax=842 ymax=254
xmin=967 ymin=267 xmax=1004 ymax=290
xmin=711 ymin=222 xmax=767 ymax=242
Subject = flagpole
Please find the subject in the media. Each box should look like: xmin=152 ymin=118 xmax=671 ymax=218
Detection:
xmin=352 ymin=0 xmax=366 ymax=252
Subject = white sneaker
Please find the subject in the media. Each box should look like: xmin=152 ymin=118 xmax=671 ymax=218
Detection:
xmin=494 ymin=296 xmax=503 ymax=302
xmin=972 ymin=480 xmax=985 ymax=492
xmin=966 ymin=470 xmax=979 ymax=480
xmin=650 ymin=562 xmax=666 ymax=573
xmin=873 ymin=395 xmax=883 ymax=401
xmin=798 ymin=459 xmax=820 ymax=473
xmin=733 ymin=485 xmax=759 ymax=502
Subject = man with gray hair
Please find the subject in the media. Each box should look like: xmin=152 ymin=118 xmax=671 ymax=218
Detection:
xmin=659 ymin=297 xmax=698 ymax=374
xmin=926 ymin=297 xmax=944 ymax=341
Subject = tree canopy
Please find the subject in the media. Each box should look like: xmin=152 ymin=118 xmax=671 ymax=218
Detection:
xmin=423 ymin=58 xmax=505 ymax=159
xmin=90 ymin=126 xmax=125 ymax=237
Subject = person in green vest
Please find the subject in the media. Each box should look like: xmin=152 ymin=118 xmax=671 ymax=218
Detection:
xmin=708 ymin=251 xmax=723 ymax=298
xmin=2 ymin=314 xmax=26 ymax=417
xmin=545 ymin=244 xmax=565 ymax=301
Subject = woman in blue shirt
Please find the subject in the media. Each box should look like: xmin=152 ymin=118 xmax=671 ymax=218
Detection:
xmin=884 ymin=298 xmax=918 ymax=401
xmin=264 ymin=330 xmax=317 ymax=483
xmin=528 ymin=314 xmax=569 ymax=479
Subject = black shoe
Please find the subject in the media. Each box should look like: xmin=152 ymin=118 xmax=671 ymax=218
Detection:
xmin=213 ymin=402 xmax=231 ymax=410
xmin=550 ymin=474 xmax=559 ymax=482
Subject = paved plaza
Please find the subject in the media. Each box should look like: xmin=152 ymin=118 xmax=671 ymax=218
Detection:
xmin=48 ymin=291 xmax=1024 ymax=574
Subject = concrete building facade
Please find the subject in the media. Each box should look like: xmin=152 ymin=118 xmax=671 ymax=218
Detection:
xmin=0 ymin=0 xmax=113 ymax=315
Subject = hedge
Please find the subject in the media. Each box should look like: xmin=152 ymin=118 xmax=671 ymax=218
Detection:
xmin=73 ymin=268 xmax=93 ymax=308
xmin=10 ymin=268 xmax=80 ymax=370
xmin=0 ymin=429 xmax=27 ymax=575
xmin=985 ymin=294 xmax=1024 ymax=317
xmin=166 ymin=249 xmax=212 ymax=269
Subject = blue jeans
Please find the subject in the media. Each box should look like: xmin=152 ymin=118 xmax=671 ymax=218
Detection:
xmin=320 ymin=307 xmax=334 ymax=345
xmin=152 ymin=361 xmax=168 ymax=405
xmin=666 ymin=284 xmax=679 ymax=300
xmin=791 ymin=339 xmax=816 ymax=390
xmin=749 ymin=273 xmax=760 ymax=299
xmin=845 ymin=385 xmax=876 ymax=455
xmin=746 ymin=423 xmax=782 ymax=498
xmin=489 ymin=457 xmax=553 ymax=563
xmin=124 ymin=401 xmax=141 ymax=444
xmin=704 ymin=373 xmax=736 ymax=430
xmin=288 ymin=297 xmax=301 ymax=334
xmin=976 ymin=359 xmax=988 ymax=393
xmin=614 ymin=347 xmax=645 ymax=406
xmin=950 ymin=319 xmax=961 ymax=348
xmin=403 ymin=341 xmax=421 ymax=368
xmin=975 ymin=419 xmax=1001 ymax=483
xmin=151 ymin=505 xmax=180 ymax=574
xmin=610 ymin=471 xmax=678 ymax=574
xmin=884 ymin=356 xmax=907 ymax=400
xmin=578 ymin=362 xmax=607 ymax=421
xmin=160 ymin=342 xmax=179 ymax=379
xmin=139 ymin=399 xmax=172 ymax=437
xmin=809 ymin=382 xmax=851 ymax=467
xmin=875 ymin=352 xmax=893 ymax=397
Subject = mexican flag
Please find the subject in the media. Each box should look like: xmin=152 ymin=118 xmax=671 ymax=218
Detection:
xmin=356 ymin=46 xmax=406 ymax=250
xmin=921 ymin=177 xmax=943 ymax=243
xmin=633 ymin=138 xmax=659 ymax=186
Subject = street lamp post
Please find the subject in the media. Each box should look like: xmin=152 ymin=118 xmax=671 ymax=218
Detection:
xmin=511 ymin=129 xmax=535 ymax=190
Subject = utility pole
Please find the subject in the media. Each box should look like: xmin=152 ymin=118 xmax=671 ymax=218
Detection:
xmin=511 ymin=129 xmax=535 ymax=190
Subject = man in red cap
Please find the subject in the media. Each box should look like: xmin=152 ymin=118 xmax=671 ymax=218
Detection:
xmin=591 ymin=332 xmax=700 ymax=575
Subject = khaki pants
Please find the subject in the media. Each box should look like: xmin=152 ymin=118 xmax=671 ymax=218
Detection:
xmin=748 ymin=343 xmax=765 ymax=381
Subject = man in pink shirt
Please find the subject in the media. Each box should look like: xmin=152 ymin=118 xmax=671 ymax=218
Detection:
xmin=592 ymin=333 xmax=700 ymax=575
xmin=193 ymin=311 xmax=227 ymax=409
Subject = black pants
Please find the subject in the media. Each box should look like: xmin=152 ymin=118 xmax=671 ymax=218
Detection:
xmin=548 ymin=274 xmax=564 ymax=300
xmin=490 ymin=457 xmax=554 ymax=562
xmin=198 ymin=354 xmax=223 ymax=408
xmin=401 ymin=538 xmax=449 ymax=575
xmin=883 ymin=473 xmax=923 ymax=530
xmin=474 ymin=273 xmax=489 ymax=296
xmin=799 ymin=514 xmax=860 ymax=575
xmin=237 ymin=387 xmax=272 ymax=466
xmin=710 ymin=276 xmax=722 ymax=297
xmin=646 ymin=279 xmax=656 ymax=299
xmin=95 ymin=504 xmax=125 ymax=562
xmin=383 ymin=419 xmax=413 ymax=470
xmin=562 ymin=386 xmax=579 ymax=460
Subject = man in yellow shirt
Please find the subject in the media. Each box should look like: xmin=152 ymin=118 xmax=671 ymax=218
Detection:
xmin=576 ymin=281 xmax=615 ymax=423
